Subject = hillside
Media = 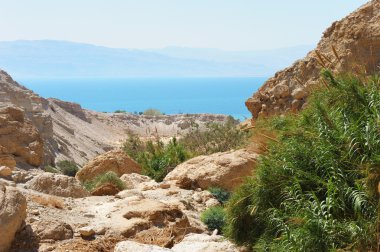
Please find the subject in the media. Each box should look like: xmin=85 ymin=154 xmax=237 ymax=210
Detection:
xmin=245 ymin=0 xmax=380 ymax=119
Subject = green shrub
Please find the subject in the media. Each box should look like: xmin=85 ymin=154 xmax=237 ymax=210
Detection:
xmin=83 ymin=171 xmax=126 ymax=192
xmin=208 ymin=187 xmax=231 ymax=205
xmin=179 ymin=116 xmax=250 ymax=156
xmin=124 ymin=135 xmax=188 ymax=181
xmin=56 ymin=160 xmax=79 ymax=177
xmin=143 ymin=108 xmax=163 ymax=116
xmin=201 ymin=206 xmax=226 ymax=233
xmin=44 ymin=165 xmax=59 ymax=174
xmin=225 ymin=71 xmax=379 ymax=251
xmin=114 ymin=109 xmax=127 ymax=113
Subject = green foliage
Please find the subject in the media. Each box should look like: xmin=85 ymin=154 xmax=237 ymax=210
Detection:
xmin=114 ymin=109 xmax=127 ymax=113
xmin=44 ymin=165 xmax=59 ymax=174
xmin=56 ymin=160 xmax=79 ymax=177
xmin=83 ymin=171 xmax=126 ymax=192
xmin=208 ymin=187 xmax=231 ymax=205
xmin=225 ymin=72 xmax=380 ymax=251
xmin=201 ymin=206 xmax=226 ymax=233
xmin=143 ymin=108 xmax=163 ymax=116
xmin=124 ymin=135 xmax=188 ymax=182
xmin=179 ymin=116 xmax=250 ymax=156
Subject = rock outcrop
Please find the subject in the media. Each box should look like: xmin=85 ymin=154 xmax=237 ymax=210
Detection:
xmin=0 ymin=106 xmax=44 ymax=167
xmin=164 ymin=149 xmax=258 ymax=190
xmin=26 ymin=173 xmax=89 ymax=198
xmin=76 ymin=149 xmax=141 ymax=182
xmin=246 ymin=0 xmax=380 ymax=119
xmin=0 ymin=185 xmax=27 ymax=252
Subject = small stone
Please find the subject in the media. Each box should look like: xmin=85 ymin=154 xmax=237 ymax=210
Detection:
xmin=83 ymin=213 xmax=95 ymax=218
xmin=78 ymin=226 xmax=95 ymax=237
xmin=31 ymin=210 xmax=40 ymax=216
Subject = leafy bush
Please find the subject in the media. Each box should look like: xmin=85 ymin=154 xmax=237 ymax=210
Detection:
xmin=124 ymin=136 xmax=188 ymax=181
xmin=143 ymin=108 xmax=163 ymax=116
xmin=179 ymin=116 xmax=250 ymax=156
xmin=114 ymin=109 xmax=127 ymax=113
xmin=201 ymin=206 xmax=226 ymax=233
xmin=44 ymin=165 xmax=59 ymax=174
xmin=225 ymin=71 xmax=379 ymax=251
xmin=208 ymin=187 xmax=231 ymax=205
xmin=56 ymin=160 xmax=79 ymax=177
xmin=83 ymin=171 xmax=126 ymax=192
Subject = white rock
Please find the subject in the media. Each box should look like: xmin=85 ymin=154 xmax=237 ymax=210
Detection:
xmin=114 ymin=240 xmax=171 ymax=252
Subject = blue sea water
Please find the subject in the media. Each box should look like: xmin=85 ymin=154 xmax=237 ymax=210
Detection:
xmin=17 ymin=77 xmax=266 ymax=120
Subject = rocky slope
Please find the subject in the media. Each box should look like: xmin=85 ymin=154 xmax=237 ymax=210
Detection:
xmin=246 ymin=0 xmax=380 ymax=119
xmin=0 ymin=69 xmax=230 ymax=167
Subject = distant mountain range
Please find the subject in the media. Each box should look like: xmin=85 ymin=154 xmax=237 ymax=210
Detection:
xmin=0 ymin=40 xmax=313 ymax=78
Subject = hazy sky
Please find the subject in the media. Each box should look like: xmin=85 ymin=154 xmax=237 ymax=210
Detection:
xmin=0 ymin=0 xmax=368 ymax=50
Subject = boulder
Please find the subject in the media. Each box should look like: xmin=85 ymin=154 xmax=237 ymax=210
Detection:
xmin=291 ymin=87 xmax=306 ymax=100
xmin=31 ymin=220 xmax=73 ymax=241
xmin=271 ymin=83 xmax=290 ymax=99
xmin=120 ymin=173 xmax=153 ymax=189
xmin=0 ymin=185 xmax=27 ymax=252
xmin=171 ymin=233 xmax=239 ymax=252
xmin=26 ymin=173 xmax=89 ymax=198
xmin=164 ymin=150 xmax=258 ymax=190
xmin=0 ymin=154 xmax=16 ymax=168
xmin=78 ymin=226 xmax=95 ymax=237
xmin=76 ymin=149 xmax=141 ymax=183
xmin=114 ymin=241 xmax=170 ymax=252
xmin=91 ymin=183 xmax=121 ymax=196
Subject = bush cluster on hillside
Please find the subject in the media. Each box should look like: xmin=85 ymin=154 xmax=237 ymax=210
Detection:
xmin=123 ymin=117 xmax=250 ymax=181
xmin=225 ymin=71 xmax=380 ymax=251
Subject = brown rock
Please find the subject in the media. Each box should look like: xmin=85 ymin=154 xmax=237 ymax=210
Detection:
xmin=0 ymin=154 xmax=16 ymax=168
xmin=246 ymin=1 xmax=380 ymax=119
xmin=76 ymin=149 xmax=141 ymax=183
xmin=0 ymin=166 xmax=12 ymax=177
xmin=26 ymin=173 xmax=89 ymax=198
xmin=0 ymin=106 xmax=44 ymax=167
xmin=164 ymin=149 xmax=258 ymax=190
xmin=91 ymin=183 xmax=121 ymax=196
xmin=120 ymin=173 xmax=153 ymax=189
xmin=31 ymin=220 xmax=73 ymax=241
xmin=0 ymin=185 xmax=27 ymax=252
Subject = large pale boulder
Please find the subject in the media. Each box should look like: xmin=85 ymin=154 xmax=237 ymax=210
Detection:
xmin=0 ymin=185 xmax=27 ymax=252
xmin=76 ymin=149 xmax=141 ymax=182
xmin=26 ymin=173 xmax=89 ymax=198
xmin=171 ymin=233 xmax=239 ymax=252
xmin=0 ymin=106 xmax=44 ymax=167
xmin=120 ymin=173 xmax=153 ymax=189
xmin=164 ymin=150 xmax=258 ymax=190
xmin=114 ymin=241 xmax=170 ymax=252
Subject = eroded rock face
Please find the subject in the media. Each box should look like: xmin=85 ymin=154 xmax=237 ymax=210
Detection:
xmin=26 ymin=173 xmax=89 ymax=198
xmin=76 ymin=149 xmax=141 ymax=183
xmin=164 ymin=149 xmax=258 ymax=190
xmin=246 ymin=1 xmax=380 ymax=119
xmin=0 ymin=185 xmax=27 ymax=252
xmin=0 ymin=106 xmax=44 ymax=167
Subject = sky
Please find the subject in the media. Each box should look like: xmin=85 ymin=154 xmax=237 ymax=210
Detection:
xmin=0 ymin=0 xmax=369 ymax=51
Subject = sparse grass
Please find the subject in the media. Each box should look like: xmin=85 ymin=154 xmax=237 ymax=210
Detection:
xmin=143 ymin=108 xmax=163 ymax=116
xmin=225 ymin=71 xmax=380 ymax=251
xmin=179 ymin=116 xmax=251 ymax=156
xmin=44 ymin=165 xmax=59 ymax=174
xmin=29 ymin=194 xmax=65 ymax=209
xmin=83 ymin=171 xmax=126 ymax=192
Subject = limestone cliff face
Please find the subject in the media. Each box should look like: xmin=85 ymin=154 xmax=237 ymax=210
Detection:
xmin=246 ymin=0 xmax=380 ymax=119
xmin=0 ymin=70 xmax=230 ymax=167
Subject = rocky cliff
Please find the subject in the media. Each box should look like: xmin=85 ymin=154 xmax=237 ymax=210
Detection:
xmin=246 ymin=0 xmax=380 ymax=119
xmin=0 ymin=70 xmax=230 ymax=167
